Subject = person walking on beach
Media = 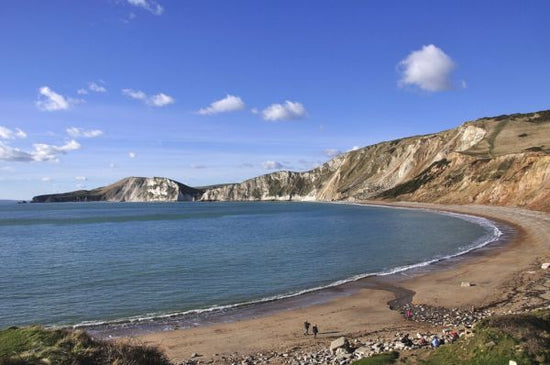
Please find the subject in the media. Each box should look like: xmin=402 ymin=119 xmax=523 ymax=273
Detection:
xmin=312 ymin=324 xmax=319 ymax=338
xmin=303 ymin=320 xmax=310 ymax=335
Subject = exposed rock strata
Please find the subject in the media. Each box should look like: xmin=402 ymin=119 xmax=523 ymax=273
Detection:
xmin=32 ymin=177 xmax=203 ymax=203
xmin=32 ymin=110 xmax=550 ymax=210
xmin=200 ymin=110 xmax=550 ymax=212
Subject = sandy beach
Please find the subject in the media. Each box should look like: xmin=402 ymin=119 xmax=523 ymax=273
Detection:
xmin=132 ymin=202 xmax=550 ymax=363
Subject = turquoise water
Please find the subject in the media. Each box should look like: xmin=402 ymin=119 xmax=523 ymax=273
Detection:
xmin=0 ymin=202 xmax=500 ymax=328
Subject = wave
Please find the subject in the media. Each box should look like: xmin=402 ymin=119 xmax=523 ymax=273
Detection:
xmin=73 ymin=206 xmax=504 ymax=330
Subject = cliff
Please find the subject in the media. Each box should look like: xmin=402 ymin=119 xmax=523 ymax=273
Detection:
xmin=32 ymin=177 xmax=203 ymax=203
xmin=31 ymin=110 xmax=550 ymax=211
xmin=200 ymin=110 xmax=550 ymax=211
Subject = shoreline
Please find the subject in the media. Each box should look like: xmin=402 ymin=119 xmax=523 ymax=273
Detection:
xmin=121 ymin=202 xmax=550 ymax=363
xmin=81 ymin=201 xmax=507 ymax=338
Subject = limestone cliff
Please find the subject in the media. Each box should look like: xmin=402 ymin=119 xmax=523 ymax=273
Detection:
xmin=31 ymin=110 xmax=550 ymax=211
xmin=200 ymin=110 xmax=550 ymax=211
xmin=32 ymin=177 xmax=203 ymax=203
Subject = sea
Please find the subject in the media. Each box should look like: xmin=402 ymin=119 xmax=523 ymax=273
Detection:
xmin=0 ymin=201 xmax=503 ymax=331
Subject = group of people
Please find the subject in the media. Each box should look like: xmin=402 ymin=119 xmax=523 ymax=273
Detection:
xmin=303 ymin=321 xmax=318 ymax=338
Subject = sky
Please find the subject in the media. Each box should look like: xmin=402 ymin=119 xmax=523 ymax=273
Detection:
xmin=1 ymin=0 xmax=549 ymax=199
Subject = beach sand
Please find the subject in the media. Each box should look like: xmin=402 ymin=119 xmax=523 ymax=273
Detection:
xmin=131 ymin=203 xmax=550 ymax=363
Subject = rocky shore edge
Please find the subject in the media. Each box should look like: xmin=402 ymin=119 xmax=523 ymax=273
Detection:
xmin=175 ymin=262 xmax=550 ymax=365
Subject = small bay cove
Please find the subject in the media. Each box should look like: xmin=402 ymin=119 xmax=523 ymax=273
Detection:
xmin=0 ymin=201 xmax=507 ymax=336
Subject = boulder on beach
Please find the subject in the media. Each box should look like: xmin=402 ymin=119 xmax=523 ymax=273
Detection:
xmin=329 ymin=337 xmax=350 ymax=354
xmin=541 ymin=263 xmax=550 ymax=270
xmin=461 ymin=281 xmax=473 ymax=287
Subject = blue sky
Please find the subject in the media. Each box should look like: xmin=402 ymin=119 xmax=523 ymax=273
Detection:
xmin=1 ymin=0 xmax=549 ymax=199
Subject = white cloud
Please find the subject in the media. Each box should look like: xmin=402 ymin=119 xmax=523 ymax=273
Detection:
xmin=349 ymin=146 xmax=361 ymax=152
xmin=41 ymin=177 xmax=51 ymax=182
xmin=77 ymin=88 xmax=88 ymax=95
xmin=323 ymin=149 xmax=342 ymax=158
xmin=197 ymin=95 xmax=245 ymax=115
xmin=75 ymin=176 xmax=87 ymax=181
xmin=122 ymin=89 xmax=174 ymax=107
xmin=32 ymin=140 xmax=80 ymax=162
xmin=0 ymin=140 xmax=80 ymax=162
xmin=88 ymin=81 xmax=107 ymax=93
xmin=250 ymin=107 xmax=259 ymax=114
xmin=262 ymin=101 xmax=307 ymax=121
xmin=147 ymin=93 xmax=174 ymax=107
xmin=0 ymin=127 xmax=26 ymax=140
xmin=398 ymin=44 xmax=457 ymax=92
xmin=109 ymin=162 xmax=117 ymax=168
xmin=122 ymin=88 xmax=147 ymax=100
xmin=36 ymin=86 xmax=71 ymax=111
xmin=262 ymin=160 xmax=285 ymax=170
xmin=66 ymin=127 xmax=103 ymax=138
xmin=126 ymin=0 xmax=164 ymax=15
xmin=128 ymin=152 xmax=136 ymax=158
xmin=190 ymin=164 xmax=206 ymax=169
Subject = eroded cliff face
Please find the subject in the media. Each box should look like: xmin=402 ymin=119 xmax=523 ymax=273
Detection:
xmin=200 ymin=110 xmax=550 ymax=211
xmin=32 ymin=110 xmax=550 ymax=211
xmin=32 ymin=177 xmax=203 ymax=203
xmin=97 ymin=177 xmax=202 ymax=202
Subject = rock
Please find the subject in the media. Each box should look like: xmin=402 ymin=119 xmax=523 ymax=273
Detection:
xmin=353 ymin=346 xmax=371 ymax=356
xmin=335 ymin=348 xmax=350 ymax=356
xmin=394 ymin=342 xmax=406 ymax=350
xmin=541 ymin=263 xmax=550 ymax=270
xmin=191 ymin=353 xmax=199 ymax=358
xmin=33 ymin=176 xmax=203 ymax=203
xmin=330 ymin=337 xmax=350 ymax=354
xmin=509 ymin=361 xmax=518 ymax=365
xmin=485 ymin=341 xmax=496 ymax=348
xmin=461 ymin=281 xmax=473 ymax=287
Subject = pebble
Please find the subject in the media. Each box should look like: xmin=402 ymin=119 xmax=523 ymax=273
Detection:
xmin=176 ymin=300 xmax=548 ymax=365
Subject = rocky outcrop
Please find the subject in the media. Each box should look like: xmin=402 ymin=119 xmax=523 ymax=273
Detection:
xmin=32 ymin=177 xmax=203 ymax=203
xmin=32 ymin=110 xmax=550 ymax=210
xmin=200 ymin=110 xmax=550 ymax=212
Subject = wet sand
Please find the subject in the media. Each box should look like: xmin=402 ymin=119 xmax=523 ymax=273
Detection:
xmin=128 ymin=203 xmax=550 ymax=363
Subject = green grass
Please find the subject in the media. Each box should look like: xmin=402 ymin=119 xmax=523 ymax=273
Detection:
xmin=0 ymin=326 xmax=66 ymax=358
xmin=352 ymin=351 xmax=399 ymax=365
xmin=0 ymin=326 xmax=171 ymax=365
xmin=421 ymin=309 xmax=549 ymax=365
xmin=352 ymin=310 xmax=549 ymax=365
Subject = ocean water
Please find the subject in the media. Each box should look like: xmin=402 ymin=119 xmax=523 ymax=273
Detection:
xmin=0 ymin=202 xmax=501 ymax=329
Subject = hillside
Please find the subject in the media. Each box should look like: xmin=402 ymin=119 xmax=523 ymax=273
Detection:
xmin=31 ymin=110 xmax=550 ymax=211
xmin=32 ymin=177 xmax=203 ymax=203
xmin=201 ymin=110 xmax=550 ymax=211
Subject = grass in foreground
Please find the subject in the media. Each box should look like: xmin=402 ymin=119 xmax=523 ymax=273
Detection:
xmin=422 ymin=309 xmax=549 ymax=365
xmin=0 ymin=325 xmax=170 ymax=365
xmin=352 ymin=309 xmax=549 ymax=365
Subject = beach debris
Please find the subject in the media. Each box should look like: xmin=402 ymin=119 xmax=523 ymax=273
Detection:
xmin=541 ymin=263 xmax=550 ymax=270
xmin=460 ymin=281 xmax=473 ymax=287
